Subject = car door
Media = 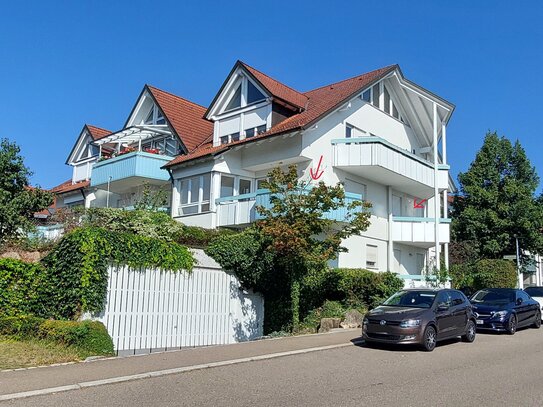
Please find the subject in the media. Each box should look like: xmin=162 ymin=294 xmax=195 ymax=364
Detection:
xmin=516 ymin=290 xmax=536 ymax=326
xmin=435 ymin=291 xmax=454 ymax=339
xmin=449 ymin=290 xmax=469 ymax=335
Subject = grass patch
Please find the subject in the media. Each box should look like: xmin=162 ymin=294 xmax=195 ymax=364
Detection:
xmin=0 ymin=335 xmax=91 ymax=370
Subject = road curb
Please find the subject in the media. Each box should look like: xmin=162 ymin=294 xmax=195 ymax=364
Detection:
xmin=0 ymin=339 xmax=363 ymax=402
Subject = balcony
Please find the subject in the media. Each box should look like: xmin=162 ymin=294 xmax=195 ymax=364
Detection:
xmin=216 ymin=189 xmax=364 ymax=227
xmin=91 ymin=151 xmax=173 ymax=189
xmin=391 ymin=216 xmax=451 ymax=248
xmin=332 ymin=137 xmax=449 ymax=197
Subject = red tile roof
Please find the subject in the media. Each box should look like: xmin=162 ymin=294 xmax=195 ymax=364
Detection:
xmin=86 ymin=125 xmax=111 ymax=141
xmin=240 ymin=62 xmax=308 ymax=110
xmin=147 ymin=85 xmax=214 ymax=152
xmin=50 ymin=179 xmax=90 ymax=194
xmin=165 ymin=64 xmax=397 ymax=168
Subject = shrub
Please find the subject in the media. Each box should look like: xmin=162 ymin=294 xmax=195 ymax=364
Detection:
xmin=179 ymin=226 xmax=236 ymax=248
xmin=205 ymin=229 xmax=275 ymax=291
xmin=82 ymin=208 xmax=185 ymax=242
xmin=301 ymin=268 xmax=403 ymax=313
xmin=471 ymin=259 xmax=517 ymax=290
xmin=0 ymin=316 xmax=114 ymax=356
xmin=0 ymin=259 xmax=46 ymax=317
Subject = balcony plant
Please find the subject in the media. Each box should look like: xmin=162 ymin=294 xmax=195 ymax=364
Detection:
xmin=143 ymin=147 xmax=162 ymax=155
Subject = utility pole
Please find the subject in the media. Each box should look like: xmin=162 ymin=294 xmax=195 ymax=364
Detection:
xmin=515 ymin=235 xmax=523 ymax=289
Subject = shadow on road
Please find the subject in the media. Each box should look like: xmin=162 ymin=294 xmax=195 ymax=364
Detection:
xmin=350 ymin=336 xmax=463 ymax=352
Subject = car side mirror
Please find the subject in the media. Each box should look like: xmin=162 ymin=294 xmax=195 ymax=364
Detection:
xmin=516 ymin=298 xmax=523 ymax=305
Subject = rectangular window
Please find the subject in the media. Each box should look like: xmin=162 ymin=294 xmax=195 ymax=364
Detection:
xmin=256 ymin=124 xmax=266 ymax=134
xmin=345 ymin=124 xmax=353 ymax=138
xmin=392 ymin=195 xmax=402 ymax=216
xmin=372 ymin=84 xmax=380 ymax=108
xmin=178 ymin=174 xmax=212 ymax=216
xmin=220 ymin=175 xmax=235 ymax=198
xmin=416 ymin=253 xmax=425 ymax=274
xmin=366 ymin=245 xmax=378 ymax=269
xmin=189 ymin=176 xmax=199 ymax=203
xmin=180 ymin=179 xmax=189 ymax=205
xmin=383 ymin=86 xmax=391 ymax=114
xmin=245 ymin=128 xmax=255 ymax=138
xmin=239 ymin=179 xmax=252 ymax=195
xmin=230 ymin=132 xmax=240 ymax=142
xmin=362 ymin=89 xmax=371 ymax=102
xmin=220 ymin=135 xmax=229 ymax=145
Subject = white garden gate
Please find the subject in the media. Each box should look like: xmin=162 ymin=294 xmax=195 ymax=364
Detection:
xmin=95 ymin=249 xmax=264 ymax=355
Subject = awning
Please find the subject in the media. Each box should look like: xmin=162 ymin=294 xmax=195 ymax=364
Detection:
xmin=93 ymin=125 xmax=172 ymax=146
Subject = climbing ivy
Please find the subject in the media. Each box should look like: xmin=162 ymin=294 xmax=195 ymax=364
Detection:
xmin=39 ymin=227 xmax=194 ymax=319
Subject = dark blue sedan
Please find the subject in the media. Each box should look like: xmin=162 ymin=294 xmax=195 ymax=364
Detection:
xmin=470 ymin=288 xmax=541 ymax=334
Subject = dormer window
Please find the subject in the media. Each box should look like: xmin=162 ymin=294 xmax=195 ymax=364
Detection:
xmin=222 ymin=77 xmax=267 ymax=113
xmin=247 ymin=81 xmax=266 ymax=104
xmin=144 ymin=105 xmax=166 ymax=125
xmin=363 ymin=82 xmax=407 ymax=124
xmin=225 ymin=84 xmax=242 ymax=111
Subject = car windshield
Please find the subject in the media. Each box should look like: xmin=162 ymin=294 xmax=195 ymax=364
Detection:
xmin=382 ymin=291 xmax=436 ymax=308
xmin=525 ymin=287 xmax=543 ymax=297
xmin=471 ymin=290 xmax=515 ymax=305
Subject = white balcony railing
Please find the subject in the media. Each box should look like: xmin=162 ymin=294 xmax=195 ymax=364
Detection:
xmin=332 ymin=137 xmax=449 ymax=192
xmin=391 ymin=216 xmax=451 ymax=246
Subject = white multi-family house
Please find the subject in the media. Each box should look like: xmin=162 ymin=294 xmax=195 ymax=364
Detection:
xmin=51 ymin=61 xmax=455 ymax=285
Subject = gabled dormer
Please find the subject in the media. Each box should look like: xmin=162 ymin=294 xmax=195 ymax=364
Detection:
xmin=66 ymin=125 xmax=110 ymax=165
xmin=65 ymin=125 xmax=111 ymax=183
xmin=206 ymin=61 xmax=308 ymax=147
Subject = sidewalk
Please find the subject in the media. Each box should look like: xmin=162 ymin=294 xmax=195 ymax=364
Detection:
xmin=0 ymin=329 xmax=361 ymax=398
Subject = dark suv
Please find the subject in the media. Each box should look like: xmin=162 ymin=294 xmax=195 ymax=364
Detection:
xmin=362 ymin=289 xmax=477 ymax=351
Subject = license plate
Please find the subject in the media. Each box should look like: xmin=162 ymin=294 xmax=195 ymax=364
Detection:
xmin=476 ymin=320 xmax=483 ymax=325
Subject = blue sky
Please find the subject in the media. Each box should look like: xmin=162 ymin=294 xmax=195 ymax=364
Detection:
xmin=1 ymin=1 xmax=542 ymax=191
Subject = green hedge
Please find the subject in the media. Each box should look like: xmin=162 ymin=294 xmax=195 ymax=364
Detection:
xmin=0 ymin=259 xmax=47 ymax=317
xmin=450 ymin=259 xmax=517 ymax=291
xmin=0 ymin=316 xmax=114 ymax=356
xmin=472 ymin=259 xmax=517 ymax=290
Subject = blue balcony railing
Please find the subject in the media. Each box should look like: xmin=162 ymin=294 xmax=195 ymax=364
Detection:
xmin=91 ymin=151 xmax=173 ymax=187
xmin=216 ymin=189 xmax=364 ymax=225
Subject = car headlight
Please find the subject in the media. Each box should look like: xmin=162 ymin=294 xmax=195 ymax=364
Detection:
xmin=400 ymin=319 xmax=421 ymax=328
xmin=491 ymin=310 xmax=508 ymax=319
xmin=362 ymin=318 xmax=369 ymax=326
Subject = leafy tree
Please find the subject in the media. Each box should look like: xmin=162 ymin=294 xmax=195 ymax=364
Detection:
xmin=0 ymin=138 xmax=53 ymax=243
xmin=133 ymin=183 xmax=169 ymax=211
xmin=255 ymin=165 xmax=372 ymax=329
xmin=451 ymin=132 xmax=543 ymax=259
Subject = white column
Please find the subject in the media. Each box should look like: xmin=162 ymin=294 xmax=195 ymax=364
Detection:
xmin=442 ymin=121 xmax=448 ymax=270
xmin=442 ymin=122 xmax=447 ymax=165
xmin=387 ymin=186 xmax=393 ymax=272
xmin=433 ymin=103 xmax=440 ymax=269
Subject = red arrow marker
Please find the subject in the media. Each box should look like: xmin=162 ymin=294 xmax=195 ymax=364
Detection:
xmin=414 ymin=198 xmax=427 ymax=209
xmin=310 ymin=155 xmax=324 ymax=180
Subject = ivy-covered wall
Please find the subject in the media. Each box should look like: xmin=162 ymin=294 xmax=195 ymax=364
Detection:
xmin=0 ymin=227 xmax=194 ymax=320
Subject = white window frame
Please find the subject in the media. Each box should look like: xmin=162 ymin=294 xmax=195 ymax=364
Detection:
xmin=366 ymin=244 xmax=379 ymax=270
xmin=143 ymin=105 xmax=166 ymax=125
xmin=177 ymin=174 xmax=212 ymax=216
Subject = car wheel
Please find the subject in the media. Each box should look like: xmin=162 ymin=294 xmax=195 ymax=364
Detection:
xmin=422 ymin=325 xmax=437 ymax=352
xmin=506 ymin=314 xmax=517 ymax=335
xmin=462 ymin=320 xmax=476 ymax=342
xmin=532 ymin=311 xmax=541 ymax=329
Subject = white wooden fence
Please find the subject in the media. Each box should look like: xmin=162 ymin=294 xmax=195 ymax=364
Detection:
xmin=94 ymin=249 xmax=264 ymax=355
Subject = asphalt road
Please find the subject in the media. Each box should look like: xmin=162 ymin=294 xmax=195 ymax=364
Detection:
xmin=5 ymin=327 xmax=543 ymax=406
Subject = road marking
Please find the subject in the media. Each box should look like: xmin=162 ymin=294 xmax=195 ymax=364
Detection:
xmin=0 ymin=339 xmax=363 ymax=402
